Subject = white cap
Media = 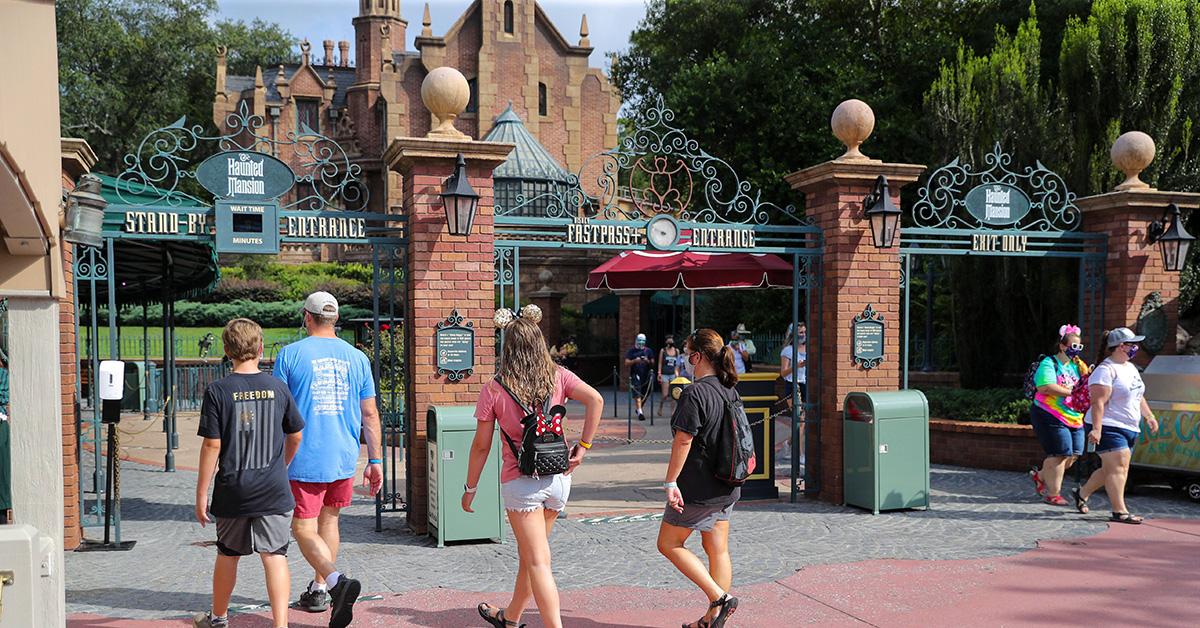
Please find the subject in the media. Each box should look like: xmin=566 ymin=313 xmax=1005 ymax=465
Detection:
xmin=303 ymin=291 xmax=339 ymax=317
xmin=1106 ymin=327 xmax=1145 ymax=347
xmin=636 ymin=333 xmax=646 ymax=343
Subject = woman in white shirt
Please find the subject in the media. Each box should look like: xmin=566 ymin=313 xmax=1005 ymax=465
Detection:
xmin=779 ymin=322 xmax=807 ymax=465
xmin=1073 ymin=327 xmax=1159 ymax=524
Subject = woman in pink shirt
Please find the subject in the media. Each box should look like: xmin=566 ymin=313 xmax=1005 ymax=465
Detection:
xmin=463 ymin=306 xmax=603 ymax=628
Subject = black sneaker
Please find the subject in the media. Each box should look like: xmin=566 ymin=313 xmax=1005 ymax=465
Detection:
xmin=328 ymin=575 xmax=362 ymax=628
xmin=637 ymin=412 xmax=646 ymax=421
xmin=297 ymin=583 xmax=330 ymax=613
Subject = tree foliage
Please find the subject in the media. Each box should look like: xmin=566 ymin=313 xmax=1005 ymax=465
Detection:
xmin=56 ymin=0 xmax=297 ymax=173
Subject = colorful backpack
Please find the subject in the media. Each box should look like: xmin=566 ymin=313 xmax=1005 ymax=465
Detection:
xmin=1022 ymin=355 xmax=1051 ymax=400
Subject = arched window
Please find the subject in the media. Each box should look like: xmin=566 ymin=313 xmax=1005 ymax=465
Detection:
xmin=538 ymin=82 xmax=547 ymax=117
xmin=466 ymin=78 xmax=479 ymax=113
xmin=503 ymin=0 xmax=514 ymax=34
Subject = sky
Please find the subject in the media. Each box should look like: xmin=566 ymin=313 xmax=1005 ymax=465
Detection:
xmin=214 ymin=0 xmax=648 ymax=66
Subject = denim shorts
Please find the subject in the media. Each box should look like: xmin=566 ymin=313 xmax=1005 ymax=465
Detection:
xmin=1030 ymin=404 xmax=1084 ymax=457
xmin=501 ymin=474 xmax=571 ymax=513
xmin=1085 ymin=423 xmax=1139 ymax=454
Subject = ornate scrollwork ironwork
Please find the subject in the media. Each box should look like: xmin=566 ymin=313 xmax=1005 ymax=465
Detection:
xmin=912 ymin=143 xmax=1080 ymax=232
xmin=74 ymin=245 xmax=110 ymax=281
xmin=497 ymin=94 xmax=803 ymax=225
xmin=493 ymin=247 xmax=515 ymax=284
xmin=115 ymin=100 xmax=368 ymax=211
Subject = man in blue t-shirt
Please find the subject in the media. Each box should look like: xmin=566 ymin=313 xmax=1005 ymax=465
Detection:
xmin=625 ymin=332 xmax=655 ymax=421
xmin=273 ymin=291 xmax=380 ymax=626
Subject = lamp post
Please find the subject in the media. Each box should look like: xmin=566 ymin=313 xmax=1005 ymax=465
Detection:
xmin=63 ymin=173 xmax=108 ymax=247
xmin=861 ymin=175 xmax=902 ymax=249
xmin=440 ymin=154 xmax=480 ymax=236
xmin=1147 ymin=203 xmax=1195 ymax=272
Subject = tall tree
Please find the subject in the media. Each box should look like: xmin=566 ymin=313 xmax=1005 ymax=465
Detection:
xmin=56 ymin=0 xmax=296 ymax=173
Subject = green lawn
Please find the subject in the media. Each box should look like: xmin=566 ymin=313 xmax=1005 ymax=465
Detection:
xmin=77 ymin=326 xmax=354 ymax=360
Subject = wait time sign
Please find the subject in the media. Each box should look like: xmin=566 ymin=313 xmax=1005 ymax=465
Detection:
xmin=195 ymin=150 xmax=295 ymax=254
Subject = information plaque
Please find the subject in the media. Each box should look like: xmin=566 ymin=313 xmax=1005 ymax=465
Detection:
xmin=852 ymin=304 xmax=885 ymax=369
xmin=435 ymin=309 xmax=475 ymax=381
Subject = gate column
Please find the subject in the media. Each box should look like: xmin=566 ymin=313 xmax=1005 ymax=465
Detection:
xmin=785 ymin=100 xmax=924 ymax=505
xmin=384 ymin=68 xmax=514 ymax=533
xmin=1078 ymin=133 xmax=1200 ymax=364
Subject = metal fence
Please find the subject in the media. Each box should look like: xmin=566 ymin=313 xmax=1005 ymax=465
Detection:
xmin=78 ymin=330 xmax=309 ymax=361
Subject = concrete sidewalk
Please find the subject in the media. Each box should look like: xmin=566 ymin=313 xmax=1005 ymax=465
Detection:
xmin=67 ymin=518 xmax=1200 ymax=626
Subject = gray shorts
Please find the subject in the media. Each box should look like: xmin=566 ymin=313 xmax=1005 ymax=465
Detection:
xmin=501 ymin=474 xmax=571 ymax=513
xmin=662 ymin=501 xmax=735 ymax=532
xmin=215 ymin=513 xmax=291 ymax=557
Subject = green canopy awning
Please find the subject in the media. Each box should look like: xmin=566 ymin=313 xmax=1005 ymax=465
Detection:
xmin=87 ymin=174 xmax=219 ymax=304
xmin=582 ymin=293 xmax=618 ymax=318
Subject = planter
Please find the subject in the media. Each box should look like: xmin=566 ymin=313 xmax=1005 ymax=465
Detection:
xmin=929 ymin=418 xmax=1044 ymax=472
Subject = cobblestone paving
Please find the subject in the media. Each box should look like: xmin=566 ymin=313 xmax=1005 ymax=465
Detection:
xmin=65 ymin=462 xmax=1198 ymax=620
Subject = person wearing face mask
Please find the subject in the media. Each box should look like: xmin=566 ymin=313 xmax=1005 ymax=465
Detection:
xmin=625 ymin=333 xmax=656 ymax=421
xmin=1027 ymin=324 xmax=1089 ymax=506
xmin=1073 ymin=327 xmax=1159 ymax=524
xmin=658 ymin=335 xmax=681 ymax=414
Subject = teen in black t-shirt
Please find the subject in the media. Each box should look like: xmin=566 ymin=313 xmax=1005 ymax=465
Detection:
xmin=193 ymin=319 xmax=304 ymax=628
xmin=658 ymin=329 xmax=742 ymax=628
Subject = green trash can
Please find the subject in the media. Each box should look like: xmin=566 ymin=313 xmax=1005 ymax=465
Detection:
xmin=427 ymin=405 xmax=503 ymax=547
xmin=843 ymin=390 xmax=930 ymax=514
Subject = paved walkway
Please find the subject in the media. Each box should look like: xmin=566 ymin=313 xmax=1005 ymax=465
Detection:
xmin=66 ymin=445 xmax=1199 ymax=625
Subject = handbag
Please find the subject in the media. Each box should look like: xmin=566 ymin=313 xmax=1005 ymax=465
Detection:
xmin=495 ymin=379 xmax=571 ymax=478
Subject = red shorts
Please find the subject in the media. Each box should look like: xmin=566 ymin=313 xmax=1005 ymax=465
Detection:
xmin=290 ymin=477 xmax=354 ymax=519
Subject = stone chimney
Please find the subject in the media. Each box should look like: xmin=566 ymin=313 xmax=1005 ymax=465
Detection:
xmin=323 ymin=39 xmax=334 ymax=65
xmin=215 ymin=45 xmax=228 ymax=101
xmin=338 ymin=41 xmax=350 ymax=67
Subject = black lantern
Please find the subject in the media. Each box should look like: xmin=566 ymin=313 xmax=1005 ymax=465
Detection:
xmin=862 ymin=175 xmax=902 ymax=249
xmin=1147 ymin=203 xmax=1195 ymax=272
xmin=63 ymin=173 xmax=108 ymax=247
xmin=440 ymin=154 xmax=480 ymax=236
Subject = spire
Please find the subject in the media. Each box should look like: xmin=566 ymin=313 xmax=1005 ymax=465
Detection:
xmin=579 ymin=14 xmax=590 ymax=47
xmin=254 ymin=65 xmax=264 ymax=89
xmin=300 ymin=39 xmax=311 ymax=66
xmin=380 ymin=24 xmax=393 ymax=69
xmin=215 ymin=45 xmax=228 ymax=99
xmin=275 ymin=64 xmax=287 ymax=86
xmin=421 ymin=2 xmax=432 ymax=37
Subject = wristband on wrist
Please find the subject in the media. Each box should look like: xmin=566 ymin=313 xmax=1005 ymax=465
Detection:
xmin=663 ymin=481 xmax=678 ymax=489
xmin=578 ymin=440 xmax=592 ymax=450
xmin=368 ymin=458 xmax=382 ymax=464
xmin=464 ymin=484 xmax=477 ymax=494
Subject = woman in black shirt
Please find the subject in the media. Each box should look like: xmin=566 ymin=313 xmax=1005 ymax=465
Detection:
xmin=658 ymin=328 xmax=740 ymax=628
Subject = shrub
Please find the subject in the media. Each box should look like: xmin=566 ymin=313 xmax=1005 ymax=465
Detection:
xmin=920 ymin=387 xmax=1029 ymax=424
xmin=118 ymin=300 xmax=372 ymax=328
xmin=199 ymin=278 xmax=286 ymax=303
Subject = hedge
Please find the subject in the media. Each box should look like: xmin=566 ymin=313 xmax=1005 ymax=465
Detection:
xmin=920 ymin=387 xmax=1029 ymax=424
xmin=116 ymin=300 xmax=372 ymax=328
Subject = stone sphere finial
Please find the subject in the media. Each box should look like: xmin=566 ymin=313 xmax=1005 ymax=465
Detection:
xmin=421 ymin=66 xmax=470 ymax=138
xmin=1111 ymin=131 xmax=1155 ymax=191
xmin=831 ymin=99 xmax=875 ymax=161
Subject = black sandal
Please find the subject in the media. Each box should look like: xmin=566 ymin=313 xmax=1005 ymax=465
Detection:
xmin=478 ymin=603 xmax=524 ymax=628
xmin=1071 ymin=487 xmax=1089 ymax=514
xmin=1111 ymin=512 xmax=1144 ymax=525
xmin=709 ymin=593 xmax=739 ymax=628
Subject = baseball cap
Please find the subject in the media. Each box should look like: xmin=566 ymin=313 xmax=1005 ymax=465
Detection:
xmin=303 ymin=291 xmax=339 ymax=317
xmin=1106 ymin=327 xmax=1145 ymax=347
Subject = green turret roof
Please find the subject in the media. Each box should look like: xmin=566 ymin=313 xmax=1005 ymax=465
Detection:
xmin=482 ymin=103 xmax=570 ymax=183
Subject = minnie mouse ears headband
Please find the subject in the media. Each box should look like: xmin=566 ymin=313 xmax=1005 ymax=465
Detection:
xmin=1058 ymin=324 xmax=1081 ymax=338
xmin=494 ymin=304 xmax=543 ymax=329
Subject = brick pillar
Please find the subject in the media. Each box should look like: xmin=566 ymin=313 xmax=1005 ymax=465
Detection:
xmin=617 ymin=292 xmax=648 ymax=388
xmin=1079 ymin=189 xmax=1200 ymax=363
xmin=786 ymin=159 xmax=924 ymax=504
xmin=60 ymin=242 xmax=80 ymax=550
xmin=527 ymin=290 xmax=565 ymax=348
xmin=385 ymin=137 xmax=513 ymax=533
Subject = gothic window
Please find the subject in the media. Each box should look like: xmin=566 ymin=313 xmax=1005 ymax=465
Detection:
xmin=503 ymin=1 xmax=514 ymax=34
xmin=296 ymin=98 xmax=320 ymax=133
xmin=466 ymin=78 xmax=479 ymax=114
xmin=538 ymin=82 xmax=547 ymax=117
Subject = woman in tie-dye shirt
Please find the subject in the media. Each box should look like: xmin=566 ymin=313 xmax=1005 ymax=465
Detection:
xmin=1028 ymin=325 xmax=1090 ymax=506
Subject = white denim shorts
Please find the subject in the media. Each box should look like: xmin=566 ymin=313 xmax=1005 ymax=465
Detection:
xmin=501 ymin=474 xmax=572 ymax=513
